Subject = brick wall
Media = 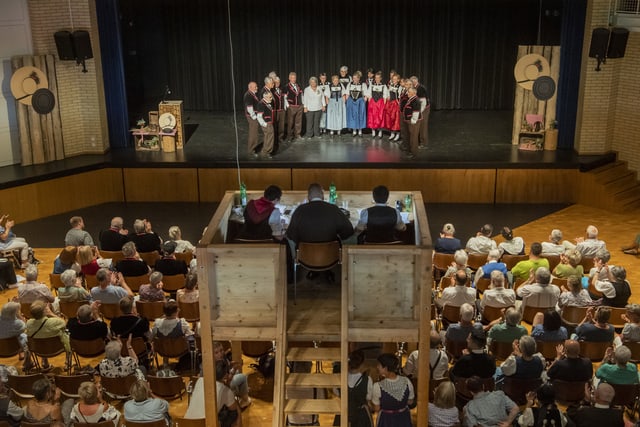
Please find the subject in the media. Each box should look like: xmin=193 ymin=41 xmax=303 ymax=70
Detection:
xmin=27 ymin=0 xmax=108 ymax=156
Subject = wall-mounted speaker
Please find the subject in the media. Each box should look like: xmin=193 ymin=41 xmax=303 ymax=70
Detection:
xmin=607 ymin=27 xmax=629 ymax=59
xmin=588 ymin=28 xmax=610 ymax=59
xmin=54 ymin=31 xmax=75 ymax=61
xmin=72 ymin=30 xmax=93 ymax=60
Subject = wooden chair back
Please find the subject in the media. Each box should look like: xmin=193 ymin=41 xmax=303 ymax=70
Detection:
xmin=99 ymin=303 xmax=121 ymax=320
xmin=432 ymin=253 xmax=455 ymax=280
xmin=49 ymin=273 xmax=65 ymax=292
xmin=234 ymin=237 xmax=274 ymax=243
xmin=0 ymin=336 xmax=22 ymax=357
xmin=609 ymin=383 xmax=640 ymax=409
xmin=445 ymin=340 xmax=467 ymax=361
xmin=153 ymin=336 xmax=190 ymax=359
xmin=501 ymin=254 xmax=529 ymax=271
xmin=84 ymin=274 xmax=98 ymax=288
xmin=136 ymin=300 xmax=165 ymax=321
xmin=489 ymin=340 xmax=513 ymax=361
xmin=503 ymin=376 xmax=543 ymax=405
xmin=522 ymin=305 xmax=554 ymax=324
xmin=119 ymin=336 xmax=147 ymax=357
xmin=124 ymin=420 xmax=167 ymax=427
xmin=139 ymin=251 xmax=161 ymax=267
xmin=161 ymin=274 xmax=186 ymax=292
xmin=466 ymin=253 xmax=486 ymax=271
xmin=174 ymin=252 xmax=194 ymax=264
xmin=624 ymin=341 xmax=640 ymax=363
xmin=440 ymin=305 xmax=461 ymax=329
xmin=512 ymin=278 xmax=527 ymax=293
xmin=59 ymin=300 xmax=90 ymax=319
xmin=241 ymin=341 xmax=273 ymax=358
xmin=147 ymin=374 xmax=187 ymax=400
xmin=174 ymin=417 xmax=206 ymax=427
xmin=20 ymin=302 xmax=33 ymax=319
xmin=550 ymin=277 xmax=567 ymax=288
xmin=54 ymin=373 xmax=93 ymax=398
xmin=71 ymin=337 xmax=106 ymax=358
xmin=551 ymin=380 xmax=588 ymax=405
xmin=454 ymin=376 xmax=495 ymax=399
xmin=475 ymin=277 xmax=491 ymax=293
xmin=578 ymin=257 xmax=595 ymax=273
xmin=20 ymin=422 xmax=52 ymax=427
xmin=123 ymin=274 xmax=150 ymax=292
xmin=99 ymin=250 xmax=125 ymax=265
xmin=607 ymin=306 xmax=627 ymax=329
xmin=7 ymin=373 xmax=45 ymax=399
xmin=0 ymin=421 xmax=9 ymax=427
xmin=561 ymin=305 xmax=589 ymax=325
xmin=72 ymin=421 xmax=115 ymax=427
xmin=544 ymin=255 xmax=561 ymax=272
xmin=535 ymin=340 xmax=564 ymax=360
xmin=296 ymin=241 xmax=341 ymax=270
xmin=579 ymin=340 xmax=612 ymax=361
xmin=178 ymin=300 xmax=200 ymax=323
xmin=99 ymin=374 xmax=137 ymax=400
xmin=28 ymin=336 xmax=66 ymax=359
xmin=481 ymin=305 xmax=504 ymax=324
xmin=587 ymin=278 xmax=603 ymax=298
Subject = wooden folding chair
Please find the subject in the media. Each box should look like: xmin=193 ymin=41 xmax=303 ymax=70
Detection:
xmin=544 ymin=255 xmax=561 ymax=272
xmin=521 ymin=304 xmax=554 ymax=324
xmin=49 ymin=273 xmax=65 ymax=294
xmin=28 ymin=336 xmax=70 ymax=373
xmin=433 ymin=252 xmax=455 ymax=280
xmin=625 ymin=341 xmax=640 ymax=363
xmin=579 ymin=340 xmax=612 ymax=361
xmin=294 ymin=241 xmax=341 ymax=303
xmin=139 ymin=251 xmax=161 ymax=267
xmin=54 ymin=373 xmax=93 ymax=398
xmin=607 ymin=306 xmax=627 ymax=330
xmin=59 ymin=300 xmax=90 ymax=319
xmin=70 ymin=338 xmax=106 ymax=371
xmin=535 ymin=340 xmax=564 ymax=361
xmin=551 ymin=277 xmax=568 ymax=288
xmin=501 ymin=254 xmax=529 ymax=271
xmin=72 ymin=421 xmax=115 ymax=427
xmin=147 ymin=374 xmax=187 ymax=400
xmin=561 ymin=305 xmax=589 ymax=325
xmin=241 ymin=341 xmax=273 ymax=358
xmin=99 ymin=374 xmax=137 ymax=402
xmin=98 ymin=250 xmax=125 ymax=266
xmin=122 ymin=274 xmax=150 ymax=292
xmin=119 ymin=336 xmax=148 ymax=358
xmin=503 ymin=376 xmax=543 ymax=405
xmin=445 ymin=340 xmax=467 ymax=361
xmin=475 ymin=277 xmax=491 ymax=293
xmin=20 ymin=422 xmax=52 ymax=427
xmin=610 ymin=383 xmax=640 ymax=415
xmin=489 ymin=340 xmax=513 ymax=361
xmin=20 ymin=302 xmax=33 ymax=319
xmin=440 ymin=304 xmax=461 ymax=330
xmin=124 ymin=420 xmax=167 ymax=427
xmin=178 ymin=301 xmax=200 ymax=330
xmin=7 ymin=373 xmax=46 ymax=402
xmin=174 ymin=252 xmax=194 ymax=265
xmin=84 ymin=274 xmax=98 ymax=288
xmin=161 ymin=274 xmax=186 ymax=293
xmin=551 ymin=379 xmax=589 ymax=405
xmin=174 ymin=417 xmax=206 ymax=427
xmin=466 ymin=253 xmax=486 ymax=271
xmin=136 ymin=300 xmax=165 ymax=321
xmin=578 ymin=257 xmax=595 ymax=273
xmin=99 ymin=303 xmax=121 ymax=320
xmin=153 ymin=336 xmax=194 ymax=372
xmin=481 ymin=305 xmax=504 ymax=324
xmin=0 ymin=336 xmax=22 ymax=358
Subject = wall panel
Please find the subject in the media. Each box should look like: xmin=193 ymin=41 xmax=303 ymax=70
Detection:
xmin=123 ymin=168 xmax=198 ymax=202
xmin=198 ymin=168 xmax=292 ymax=202
xmin=495 ymin=169 xmax=579 ymax=203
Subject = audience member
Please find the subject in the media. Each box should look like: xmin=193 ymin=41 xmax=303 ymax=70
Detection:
xmin=480 ymin=271 xmax=516 ymax=314
xmin=434 ymin=223 xmax=461 ymax=254
xmin=64 ymin=216 xmax=94 ymax=247
xmin=557 ymin=275 xmax=592 ymax=309
xmin=566 ymin=383 xmax=624 ymax=427
xmin=90 ymin=268 xmax=134 ymax=304
xmin=52 ymin=246 xmax=80 ymax=274
xmin=573 ymin=306 xmax=615 ymax=342
xmin=138 ymin=272 xmax=167 ymax=302
xmin=176 ymin=273 xmax=199 ymax=303
xmin=25 ymin=301 xmax=70 ymax=371
xmin=129 ymin=219 xmax=162 ymax=254
xmin=372 ymin=353 xmax=414 ymax=427
xmin=151 ymin=301 xmax=194 ymax=368
xmin=213 ymin=341 xmax=251 ymax=408
xmin=445 ymin=303 xmax=484 ymax=345
xmin=330 ymin=349 xmax=373 ymax=427
xmin=214 ymin=359 xmax=243 ymax=427
xmin=67 ymin=302 xmax=109 ymax=341
xmin=575 ymin=225 xmax=606 ymax=258
xmin=443 ymin=249 xmax=473 ymax=279
xmin=498 ymin=226 xmax=525 ymax=255
xmin=167 ymin=226 xmax=195 ymax=254
xmin=404 ymin=330 xmax=449 ymax=380
xmin=99 ymin=217 xmax=129 ymax=251
xmin=99 ymin=338 xmax=145 ymax=381
xmin=546 ymin=340 xmax=593 ymax=382
xmin=0 ymin=302 xmax=28 ymax=370
xmin=18 ymin=264 xmax=55 ymax=305
xmin=595 ymin=345 xmax=639 ymax=384
xmin=487 ymin=307 xmax=528 ymax=345
xmin=517 ymin=267 xmax=560 ymax=312
xmin=77 ymin=245 xmax=102 ymax=276
xmin=22 ymin=378 xmax=70 ymax=427
xmin=123 ymin=380 xmax=170 ymax=425
xmin=356 ymin=185 xmax=406 ymax=243
xmin=69 ymin=381 xmax=120 ymax=426
xmin=511 ymin=242 xmax=550 ymax=281
xmin=237 ymin=185 xmax=284 ymax=241
xmin=465 ymin=224 xmax=497 ymax=254
xmin=437 ymin=270 xmax=476 ymax=309
xmin=499 ymin=336 xmax=545 ymax=379
xmin=590 ymin=265 xmax=631 ymax=307
xmin=473 ymin=249 xmax=508 ymax=287
xmin=462 ymin=375 xmax=518 ymax=427
xmin=428 ymin=381 xmax=459 ymax=427
xmin=541 ymin=228 xmax=576 ymax=255
xmin=109 ymin=296 xmax=151 ymax=368
xmin=621 ymin=233 xmax=640 ymax=255
xmin=450 ymin=329 xmax=496 ymax=381
xmin=519 ymin=383 xmax=569 ymax=427
xmin=57 ymin=269 xmax=90 ymax=302
xmin=0 ymin=365 xmax=22 ymax=426
xmin=0 ymin=215 xmax=30 ymax=269
xmin=588 ymin=249 xmax=611 ymax=282
xmin=116 ymin=242 xmax=151 ymax=277
xmin=531 ymin=310 xmax=568 ymax=341
xmin=619 ymin=303 xmax=640 ymax=343
xmin=154 ymin=241 xmax=188 ymax=276
xmin=553 ymin=249 xmax=584 ymax=278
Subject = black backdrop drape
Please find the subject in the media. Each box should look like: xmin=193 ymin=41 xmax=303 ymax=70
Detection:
xmin=120 ymin=0 xmax=562 ymax=116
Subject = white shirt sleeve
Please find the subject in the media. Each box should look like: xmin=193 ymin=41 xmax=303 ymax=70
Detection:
xmin=371 ymin=382 xmax=381 ymax=405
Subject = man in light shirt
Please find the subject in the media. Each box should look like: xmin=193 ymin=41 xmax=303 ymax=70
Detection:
xmin=575 ymin=225 xmax=606 ymax=258
xmin=466 ymin=224 xmax=497 ymax=254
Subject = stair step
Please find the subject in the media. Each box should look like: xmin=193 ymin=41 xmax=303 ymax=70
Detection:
xmin=595 ymin=161 xmax=632 ymax=184
xmin=284 ymin=398 xmax=341 ymax=414
xmin=618 ymin=189 xmax=640 ymax=205
xmin=602 ymin=171 xmax=636 ymax=190
xmin=611 ymin=180 xmax=640 ymax=196
xmin=286 ymin=373 xmax=341 ymax=387
xmin=287 ymin=347 xmax=341 ymax=362
xmin=615 ymin=185 xmax=640 ymax=200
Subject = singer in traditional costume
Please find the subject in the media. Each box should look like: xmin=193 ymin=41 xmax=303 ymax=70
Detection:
xmin=346 ymin=72 xmax=367 ymax=136
xmin=366 ymin=72 xmax=388 ymax=138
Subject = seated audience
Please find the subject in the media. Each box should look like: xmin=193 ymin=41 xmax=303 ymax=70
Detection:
xmin=213 ymin=341 xmax=251 ymax=408
xmin=99 ymin=338 xmax=145 ymax=380
xmin=404 ymin=330 xmax=449 ymax=381
xmin=517 ymin=267 xmax=560 ymax=312
xmin=130 ymin=218 xmax=162 ymax=254
xmin=428 ymin=381 xmax=459 ymax=427
xmin=99 ymin=216 xmax=129 ymax=251
xmin=64 ymin=216 xmax=94 ymax=247
xmin=18 ymin=264 xmax=55 ymax=305
xmin=154 ymin=241 xmax=188 ymax=276
xmin=237 ymin=185 xmax=284 ymax=241
xmin=356 ymin=185 xmax=406 ymax=244
xmin=123 ymin=380 xmax=170 ymax=425
xmin=519 ymin=383 xmax=570 ymax=427
xmin=90 ymin=268 xmax=134 ymax=304
xmin=138 ymin=271 xmax=167 ymax=302
xmin=465 ymin=224 xmax=497 ymax=254
xmin=116 ymin=241 xmax=151 ymax=277
xmin=372 ymin=353 xmax=414 ymax=426
xmin=480 ymin=271 xmax=516 ymax=314
xmin=511 ymin=242 xmax=550 ymax=281
xmin=575 ymin=225 xmax=606 ymax=258
xmin=70 ymin=381 xmax=120 ymax=426
xmin=558 ymin=275 xmax=592 ymax=309
xmin=167 ymin=225 xmax=195 ymax=253
xmin=77 ymin=245 xmax=102 ymax=276
xmin=531 ymin=309 xmax=568 ymax=341
xmin=573 ymin=306 xmax=615 ymax=342
xmin=214 ymin=359 xmax=243 ymax=427
xmin=110 ymin=296 xmax=151 ymax=368
xmin=499 ymin=336 xmax=545 ymax=379
xmin=177 ymin=273 xmax=199 ymax=303
xmin=450 ymin=329 xmax=496 ymax=381
xmin=541 ymin=228 xmax=576 ymax=255
xmin=546 ymin=339 xmax=593 ymax=382
xmin=566 ymin=382 xmax=624 ymax=427
xmin=436 ymin=270 xmax=476 ymax=309
xmin=52 ymin=246 xmax=80 ymax=274
xmin=434 ymin=223 xmax=461 ymax=254
xmin=57 ymin=269 xmax=90 ymax=302
xmin=498 ymin=226 xmax=525 ymax=255
xmin=0 ymin=365 xmax=22 ymax=426
xmin=595 ymin=345 xmax=639 ymax=385
xmin=473 ymin=249 xmax=508 ymax=287
xmin=462 ymin=375 xmax=518 ymax=427
xmin=487 ymin=307 xmax=528 ymax=345
xmin=22 ymin=378 xmax=69 ymax=427
xmin=552 ymin=249 xmax=584 ymax=278
xmin=445 ymin=303 xmax=484 ymax=345
xmin=0 ymin=302 xmax=28 ymax=370
xmin=67 ymin=302 xmax=109 ymax=341
xmin=151 ymin=301 xmax=194 ymax=367
xmin=443 ymin=249 xmax=472 ymax=279
xmin=0 ymin=215 xmax=30 ymax=269
xmin=588 ymin=249 xmax=611 ymax=282
xmin=619 ymin=303 xmax=640 ymax=343
xmin=25 ymin=301 xmax=70 ymax=371
xmin=590 ymin=265 xmax=631 ymax=307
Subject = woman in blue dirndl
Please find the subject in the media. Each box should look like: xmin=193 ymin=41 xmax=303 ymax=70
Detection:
xmin=372 ymin=353 xmax=414 ymax=427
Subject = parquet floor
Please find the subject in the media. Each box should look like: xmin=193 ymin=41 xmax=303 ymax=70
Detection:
xmin=2 ymin=203 xmax=639 ymax=426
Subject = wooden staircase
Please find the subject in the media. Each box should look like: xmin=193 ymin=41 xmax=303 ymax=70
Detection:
xmin=579 ymin=160 xmax=640 ymax=210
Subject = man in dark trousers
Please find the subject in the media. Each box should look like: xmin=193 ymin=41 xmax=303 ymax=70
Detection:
xmin=411 ymin=75 xmax=430 ymax=148
xmin=402 ymin=87 xmax=422 ymax=158
xmin=283 ymin=72 xmax=304 ymax=141
xmin=244 ymin=81 xmax=260 ymax=157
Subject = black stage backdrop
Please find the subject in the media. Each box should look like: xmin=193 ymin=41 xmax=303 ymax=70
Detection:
xmin=120 ymin=0 xmax=562 ymax=116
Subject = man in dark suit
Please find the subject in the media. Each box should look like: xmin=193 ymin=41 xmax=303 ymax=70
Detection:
xmin=99 ymin=217 xmax=129 ymax=251
xmin=129 ymin=219 xmax=162 ymax=254
xmin=154 ymin=241 xmax=188 ymax=276
xmin=547 ymin=339 xmax=593 ymax=382
xmin=566 ymin=382 xmax=624 ymax=427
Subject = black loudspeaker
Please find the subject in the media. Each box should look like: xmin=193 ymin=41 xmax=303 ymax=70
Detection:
xmin=588 ymin=28 xmax=610 ymax=59
xmin=54 ymin=31 xmax=75 ymax=60
xmin=607 ymin=27 xmax=629 ymax=58
xmin=72 ymin=30 xmax=93 ymax=60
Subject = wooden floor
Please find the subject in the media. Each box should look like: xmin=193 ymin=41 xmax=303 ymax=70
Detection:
xmin=2 ymin=203 xmax=640 ymax=425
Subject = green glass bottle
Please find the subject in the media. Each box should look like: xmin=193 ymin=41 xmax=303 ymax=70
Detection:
xmin=329 ymin=182 xmax=337 ymax=204
xmin=240 ymin=182 xmax=247 ymax=207
xmin=404 ymin=194 xmax=412 ymax=211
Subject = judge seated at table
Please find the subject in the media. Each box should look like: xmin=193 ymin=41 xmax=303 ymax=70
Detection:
xmin=237 ymin=185 xmax=283 ymax=241
xmin=356 ymin=185 xmax=406 ymax=244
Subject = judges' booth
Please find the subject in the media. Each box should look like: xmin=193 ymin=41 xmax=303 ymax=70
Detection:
xmin=196 ymin=190 xmax=433 ymax=427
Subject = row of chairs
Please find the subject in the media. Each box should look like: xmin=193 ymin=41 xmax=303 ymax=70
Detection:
xmin=93 ymin=250 xmax=193 ymax=269
xmin=49 ymin=272 xmax=188 ymax=294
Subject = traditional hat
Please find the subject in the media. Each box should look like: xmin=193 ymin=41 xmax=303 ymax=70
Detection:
xmin=10 ymin=66 xmax=49 ymax=105
xmin=532 ymin=76 xmax=556 ymax=101
xmin=159 ymin=112 xmax=176 ymax=129
xmin=514 ymin=54 xmax=550 ymax=90
xmin=31 ymin=88 xmax=56 ymax=114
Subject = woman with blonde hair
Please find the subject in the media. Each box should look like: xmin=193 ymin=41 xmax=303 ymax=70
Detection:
xmin=0 ymin=301 xmax=28 ymax=369
xmin=70 ymin=381 xmax=120 ymax=426
xmin=77 ymin=245 xmax=102 ymax=276
xmin=124 ymin=380 xmax=170 ymax=425
xmin=167 ymin=226 xmax=195 ymax=254
xmin=428 ymin=381 xmax=459 ymax=427
xmin=553 ymin=249 xmax=584 ymax=278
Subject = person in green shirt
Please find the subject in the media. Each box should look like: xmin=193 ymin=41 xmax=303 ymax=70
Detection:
xmin=596 ymin=345 xmax=639 ymax=385
xmin=487 ymin=307 xmax=528 ymax=345
xmin=511 ymin=243 xmax=550 ymax=281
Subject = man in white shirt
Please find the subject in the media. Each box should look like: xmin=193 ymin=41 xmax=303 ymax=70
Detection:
xmin=466 ymin=224 xmax=497 ymax=254
xmin=437 ymin=270 xmax=476 ymax=309
xmin=403 ymin=330 xmax=449 ymax=380
xmin=541 ymin=229 xmax=576 ymax=255
xmin=480 ymin=271 xmax=516 ymax=312
xmin=575 ymin=225 xmax=606 ymax=258
xmin=516 ymin=267 xmax=560 ymax=312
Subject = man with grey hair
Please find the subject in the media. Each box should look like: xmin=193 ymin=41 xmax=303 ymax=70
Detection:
xmin=516 ymin=267 xmax=560 ymax=312
xmin=116 ymin=241 xmax=151 ymax=277
xmin=480 ymin=270 xmax=516 ymax=312
xmin=591 ymin=265 xmax=631 ymax=307
xmin=437 ymin=270 xmax=476 ymax=309
xmin=541 ymin=228 xmax=576 ymax=255
xmin=91 ymin=268 xmax=133 ymax=304
xmin=58 ymin=269 xmax=90 ymax=302
xmin=255 ymin=90 xmax=276 ymax=159
xmin=566 ymin=382 xmax=624 ymax=427
xmin=444 ymin=302 xmax=483 ymax=344
xmin=99 ymin=216 xmax=129 ymax=251
xmin=575 ymin=225 xmax=606 ymax=257
xmin=67 ymin=301 xmax=109 ymax=342
xmin=270 ymin=76 xmax=286 ymax=143
xmin=473 ymin=249 xmax=508 ymax=287
xmin=465 ymin=224 xmax=497 ymax=254
xmin=64 ymin=216 xmax=94 ymax=247
xmin=18 ymin=264 xmax=54 ymax=305
xmin=129 ymin=219 xmax=162 ymax=254
xmin=258 ymin=76 xmax=274 ymax=100
xmin=487 ymin=307 xmax=527 ymax=345
xmin=244 ymin=81 xmax=260 ymax=156
xmin=444 ymin=249 xmax=472 ymax=278
xmin=595 ymin=345 xmax=639 ymax=385
xmin=284 ymin=71 xmax=304 ymax=140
